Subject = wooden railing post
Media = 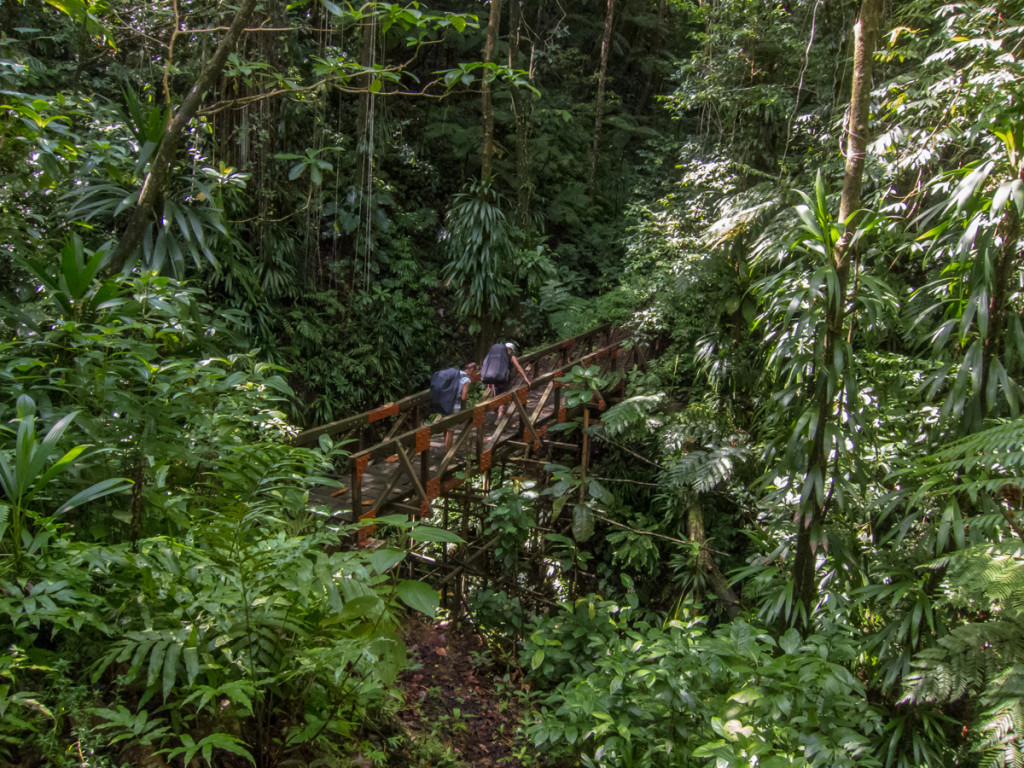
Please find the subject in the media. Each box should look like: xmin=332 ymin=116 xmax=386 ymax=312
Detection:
xmin=350 ymin=460 xmax=361 ymax=523
xmin=420 ymin=435 xmax=430 ymax=509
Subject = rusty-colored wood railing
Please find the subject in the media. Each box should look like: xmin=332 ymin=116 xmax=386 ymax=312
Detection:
xmin=293 ymin=323 xmax=616 ymax=450
xmin=292 ymin=324 xmax=646 ymax=538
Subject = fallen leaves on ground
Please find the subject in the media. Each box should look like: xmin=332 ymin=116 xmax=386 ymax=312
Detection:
xmin=397 ymin=618 xmax=527 ymax=767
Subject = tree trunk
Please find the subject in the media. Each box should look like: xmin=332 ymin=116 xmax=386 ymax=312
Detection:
xmin=480 ymin=0 xmax=503 ymax=180
xmin=982 ymin=205 xmax=1020 ymax=416
xmin=508 ymin=0 xmax=532 ymax=227
xmin=687 ymin=498 xmax=742 ymax=619
xmin=107 ymin=0 xmax=261 ymax=274
xmin=793 ymin=0 xmax=880 ymax=623
xmin=587 ymin=0 xmax=614 ymax=196
xmin=632 ymin=0 xmax=665 ymax=116
xmin=477 ymin=315 xmax=497 ymax=363
xmin=835 ymin=0 xmax=880 ymax=272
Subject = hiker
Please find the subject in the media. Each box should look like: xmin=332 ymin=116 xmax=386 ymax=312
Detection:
xmin=480 ymin=341 xmax=531 ymax=420
xmin=429 ymin=362 xmax=478 ymax=450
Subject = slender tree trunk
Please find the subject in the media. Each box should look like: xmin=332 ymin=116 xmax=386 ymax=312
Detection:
xmin=477 ymin=315 xmax=497 ymax=363
xmin=686 ymin=498 xmax=742 ymax=619
xmin=508 ymin=0 xmax=532 ymax=226
xmin=128 ymin=452 xmax=144 ymax=552
xmin=793 ymin=0 xmax=880 ymax=623
xmin=982 ymin=205 xmax=1020 ymax=416
xmin=632 ymin=0 xmax=665 ymax=116
xmin=353 ymin=14 xmax=377 ymax=291
xmin=587 ymin=0 xmax=614 ymax=196
xmin=835 ymin=0 xmax=879 ymax=268
xmin=107 ymin=0 xmax=261 ymax=274
xmin=481 ymin=0 xmax=503 ymax=180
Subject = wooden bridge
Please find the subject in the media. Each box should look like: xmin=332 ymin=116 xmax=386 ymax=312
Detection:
xmin=293 ymin=324 xmax=648 ymax=547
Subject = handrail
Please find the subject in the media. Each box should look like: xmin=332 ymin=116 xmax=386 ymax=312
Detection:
xmin=292 ymin=322 xmax=615 ymax=447
xmin=516 ymin=322 xmax=613 ymax=366
xmin=290 ymin=323 xmax=640 ymax=536
xmin=346 ymin=345 xmax=597 ymax=463
xmin=293 ymin=388 xmax=431 ymax=448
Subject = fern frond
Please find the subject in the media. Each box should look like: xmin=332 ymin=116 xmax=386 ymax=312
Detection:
xmin=600 ymin=395 xmax=664 ymax=437
xmin=902 ymin=618 xmax=1024 ymax=706
xmin=661 ymin=444 xmax=748 ymax=493
xmin=897 ymin=416 xmax=1024 ymax=499
xmin=936 ymin=541 xmax=1024 ymax=612
xmin=660 ymin=403 xmax=747 ymax=456
xmin=977 ymin=699 xmax=1024 ymax=768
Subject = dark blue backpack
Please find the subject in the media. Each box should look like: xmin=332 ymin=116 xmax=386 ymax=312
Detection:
xmin=429 ymin=368 xmax=462 ymax=415
xmin=480 ymin=343 xmax=510 ymax=385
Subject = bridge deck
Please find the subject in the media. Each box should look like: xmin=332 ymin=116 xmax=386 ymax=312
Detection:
xmin=308 ymin=383 xmax=557 ymax=515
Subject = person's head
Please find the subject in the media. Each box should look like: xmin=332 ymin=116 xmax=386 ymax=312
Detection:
xmin=505 ymin=341 xmax=516 ymax=355
xmin=464 ymin=361 xmax=479 ymax=374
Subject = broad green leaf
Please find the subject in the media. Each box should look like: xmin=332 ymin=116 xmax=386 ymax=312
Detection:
xmin=396 ymin=580 xmax=439 ymax=617
xmin=57 ymin=477 xmax=133 ymax=515
xmin=729 ymin=688 xmax=762 ymax=704
xmin=407 ymin=525 xmax=464 ymax=544
xmin=779 ymin=628 xmax=801 ymax=655
xmin=572 ymin=504 xmax=594 ymax=542
xmin=161 ymin=642 xmax=180 ymax=700
xmin=335 ymin=594 xmax=382 ymax=622
xmin=367 ymin=548 xmax=406 ymax=574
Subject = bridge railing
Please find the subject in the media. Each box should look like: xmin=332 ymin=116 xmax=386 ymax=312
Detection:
xmin=292 ymin=324 xmax=644 ymax=534
xmin=292 ymin=323 xmax=615 ymax=450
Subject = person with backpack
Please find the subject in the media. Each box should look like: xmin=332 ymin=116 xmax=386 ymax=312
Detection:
xmin=480 ymin=342 xmax=531 ymax=419
xmin=429 ymin=362 xmax=478 ymax=449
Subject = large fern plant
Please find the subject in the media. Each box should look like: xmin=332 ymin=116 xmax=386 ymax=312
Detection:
xmin=893 ymin=416 xmax=1024 ymax=768
xmin=899 ymin=541 xmax=1024 ymax=768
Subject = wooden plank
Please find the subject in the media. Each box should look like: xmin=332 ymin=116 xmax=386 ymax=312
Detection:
xmin=512 ymin=390 xmax=542 ymax=445
xmin=367 ymin=461 xmax=406 ymax=516
xmin=516 ymin=323 xmax=613 ymax=367
xmin=530 ymin=380 xmax=555 ymax=421
xmin=390 ymin=501 xmax=424 ymax=516
xmin=350 ymin=462 xmax=361 ymax=522
xmin=293 ymin=389 xmax=431 ymax=446
xmin=509 ymin=442 xmax=578 ymax=453
xmin=395 ymin=443 xmax=428 ymax=503
xmin=436 ymin=534 xmax=502 ymax=586
xmin=436 ymin=418 xmax=476 ymax=478
xmin=484 ymin=408 xmax=516 ymax=452
xmin=383 ymin=411 xmax=413 ymax=441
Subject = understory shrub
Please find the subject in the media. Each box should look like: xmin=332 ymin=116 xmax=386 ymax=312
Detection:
xmin=523 ymin=600 xmax=882 ymax=768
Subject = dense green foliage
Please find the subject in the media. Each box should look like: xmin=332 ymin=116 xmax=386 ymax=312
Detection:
xmin=3 ymin=0 xmax=1024 ymax=765
xmin=0 ymin=270 xmax=461 ymax=765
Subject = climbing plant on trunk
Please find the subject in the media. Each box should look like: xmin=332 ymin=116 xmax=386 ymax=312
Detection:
xmin=790 ymin=0 xmax=881 ymax=620
xmin=441 ymin=180 xmax=520 ymax=354
xmin=587 ymin=0 xmax=615 ymax=196
xmin=480 ymin=0 xmax=503 ymax=180
xmin=106 ymin=0 xmax=260 ymax=274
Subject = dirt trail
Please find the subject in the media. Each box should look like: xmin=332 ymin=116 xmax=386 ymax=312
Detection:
xmin=396 ymin=619 xmax=526 ymax=767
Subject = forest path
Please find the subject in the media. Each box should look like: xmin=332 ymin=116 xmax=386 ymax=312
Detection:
xmin=393 ymin=619 xmax=526 ymax=767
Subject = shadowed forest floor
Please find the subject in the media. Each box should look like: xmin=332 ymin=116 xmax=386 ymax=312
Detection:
xmin=394 ymin=619 xmax=527 ymax=767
